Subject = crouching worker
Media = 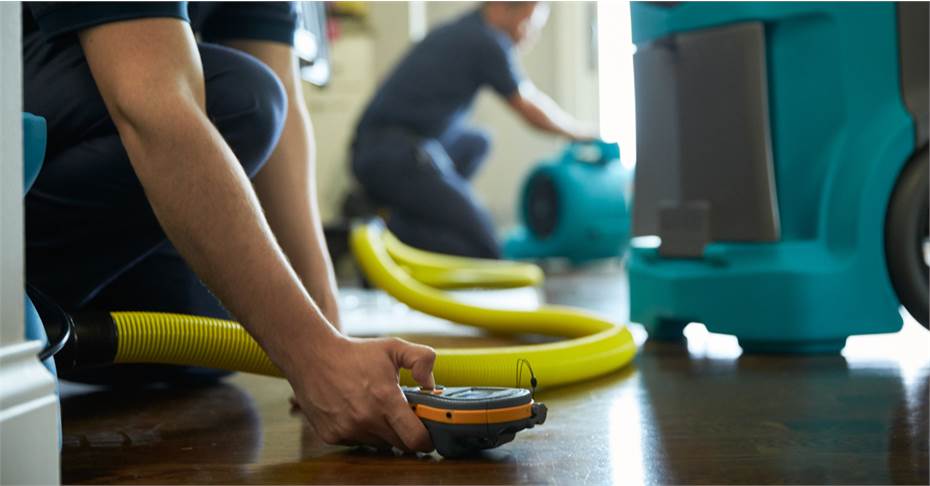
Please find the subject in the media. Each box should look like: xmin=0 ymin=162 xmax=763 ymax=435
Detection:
xmin=23 ymin=1 xmax=436 ymax=452
xmin=352 ymin=1 xmax=595 ymax=259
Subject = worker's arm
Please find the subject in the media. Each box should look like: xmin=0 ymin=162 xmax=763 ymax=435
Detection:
xmin=507 ymin=82 xmax=598 ymax=141
xmin=78 ymin=18 xmax=434 ymax=452
xmin=222 ymin=40 xmax=340 ymax=330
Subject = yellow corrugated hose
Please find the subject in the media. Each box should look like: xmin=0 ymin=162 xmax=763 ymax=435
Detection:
xmin=351 ymin=222 xmax=637 ymax=387
xmin=112 ymin=311 xmax=281 ymax=377
xmin=382 ymin=231 xmax=544 ymax=289
xmin=111 ymin=221 xmax=637 ymax=388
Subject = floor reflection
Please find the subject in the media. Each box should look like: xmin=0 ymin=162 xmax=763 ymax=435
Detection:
xmin=607 ymin=373 xmax=648 ymax=485
xmin=633 ymin=314 xmax=930 ymax=484
xmin=61 ymin=381 xmax=263 ymax=474
xmin=890 ymin=376 xmax=928 ymax=484
xmin=844 ymin=312 xmax=930 ymax=383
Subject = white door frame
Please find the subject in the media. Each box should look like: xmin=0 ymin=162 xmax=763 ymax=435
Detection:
xmin=0 ymin=3 xmax=61 ymax=484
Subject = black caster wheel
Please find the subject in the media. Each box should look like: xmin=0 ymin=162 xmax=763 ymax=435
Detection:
xmin=885 ymin=146 xmax=929 ymax=328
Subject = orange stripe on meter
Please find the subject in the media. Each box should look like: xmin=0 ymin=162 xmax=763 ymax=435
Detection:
xmin=411 ymin=401 xmax=535 ymax=425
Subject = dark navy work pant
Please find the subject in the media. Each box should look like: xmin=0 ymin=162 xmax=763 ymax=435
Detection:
xmin=351 ymin=126 xmax=500 ymax=259
xmin=23 ymin=34 xmax=286 ymax=383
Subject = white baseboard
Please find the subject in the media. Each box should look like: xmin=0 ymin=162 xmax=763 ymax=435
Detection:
xmin=0 ymin=340 xmax=60 ymax=485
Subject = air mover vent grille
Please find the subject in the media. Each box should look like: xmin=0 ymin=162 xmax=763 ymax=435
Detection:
xmin=526 ymin=174 xmax=560 ymax=239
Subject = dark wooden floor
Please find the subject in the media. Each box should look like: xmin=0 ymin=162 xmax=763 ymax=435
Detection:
xmin=60 ymin=266 xmax=929 ymax=484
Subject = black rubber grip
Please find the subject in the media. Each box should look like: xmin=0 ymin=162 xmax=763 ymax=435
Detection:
xmin=53 ymin=312 xmax=118 ymax=370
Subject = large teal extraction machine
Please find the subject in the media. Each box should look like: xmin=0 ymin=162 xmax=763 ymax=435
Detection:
xmin=628 ymin=2 xmax=928 ymax=352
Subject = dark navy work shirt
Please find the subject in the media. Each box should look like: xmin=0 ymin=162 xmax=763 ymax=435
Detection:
xmin=23 ymin=2 xmax=298 ymax=46
xmin=356 ymin=8 xmax=523 ymax=139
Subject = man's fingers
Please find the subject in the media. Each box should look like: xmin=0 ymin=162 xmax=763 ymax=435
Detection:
xmin=385 ymin=394 xmax=433 ymax=452
xmin=389 ymin=339 xmax=436 ymax=389
xmin=337 ymin=432 xmax=390 ymax=450
xmin=373 ymin=420 xmax=408 ymax=452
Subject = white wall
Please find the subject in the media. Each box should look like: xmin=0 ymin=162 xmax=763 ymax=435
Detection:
xmin=0 ymin=4 xmax=61 ymax=485
xmin=368 ymin=2 xmax=417 ymax=81
xmin=306 ymin=2 xmax=420 ymax=223
xmin=304 ymin=23 xmax=377 ymax=223
xmin=308 ymin=1 xmax=600 ymax=229
xmin=596 ymin=1 xmax=637 ymax=162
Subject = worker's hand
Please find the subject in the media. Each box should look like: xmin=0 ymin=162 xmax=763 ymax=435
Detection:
xmin=291 ymin=335 xmax=436 ymax=452
xmin=569 ymin=125 xmax=600 ymax=143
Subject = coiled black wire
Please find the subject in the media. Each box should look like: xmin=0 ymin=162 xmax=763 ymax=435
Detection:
xmin=26 ymin=283 xmax=73 ymax=361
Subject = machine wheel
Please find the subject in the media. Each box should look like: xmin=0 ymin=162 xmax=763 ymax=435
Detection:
xmin=885 ymin=146 xmax=929 ymax=328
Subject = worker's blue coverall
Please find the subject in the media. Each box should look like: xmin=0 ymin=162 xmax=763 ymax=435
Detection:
xmin=352 ymin=8 xmax=524 ymax=259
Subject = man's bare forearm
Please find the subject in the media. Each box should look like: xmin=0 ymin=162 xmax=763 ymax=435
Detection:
xmin=78 ymin=20 xmax=338 ymax=377
xmin=117 ymin=100 xmax=338 ymax=372
xmin=508 ymin=82 xmax=597 ymax=141
xmin=226 ymin=40 xmax=342 ymax=329
xmin=258 ymin=101 xmax=342 ymax=328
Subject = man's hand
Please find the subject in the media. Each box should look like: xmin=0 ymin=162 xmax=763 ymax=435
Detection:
xmin=566 ymin=125 xmax=601 ymax=143
xmin=293 ymin=336 xmax=437 ymax=452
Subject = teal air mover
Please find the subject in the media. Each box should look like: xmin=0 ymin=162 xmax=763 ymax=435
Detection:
xmin=503 ymin=141 xmax=633 ymax=264
xmin=23 ymin=113 xmax=54 ymax=376
xmin=23 ymin=113 xmax=61 ymax=444
xmin=628 ymin=2 xmax=928 ymax=352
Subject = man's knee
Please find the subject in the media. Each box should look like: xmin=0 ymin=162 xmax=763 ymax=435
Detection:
xmin=202 ymin=45 xmax=287 ymax=177
xmin=466 ymin=129 xmax=491 ymax=161
xmin=449 ymin=128 xmax=491 ymax=163
xmin=444 ymin=128 xmax=490 ymax=179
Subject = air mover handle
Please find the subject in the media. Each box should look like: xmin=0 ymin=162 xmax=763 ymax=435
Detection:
xmin=565 ymin=139 xmax=620 ymax=166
